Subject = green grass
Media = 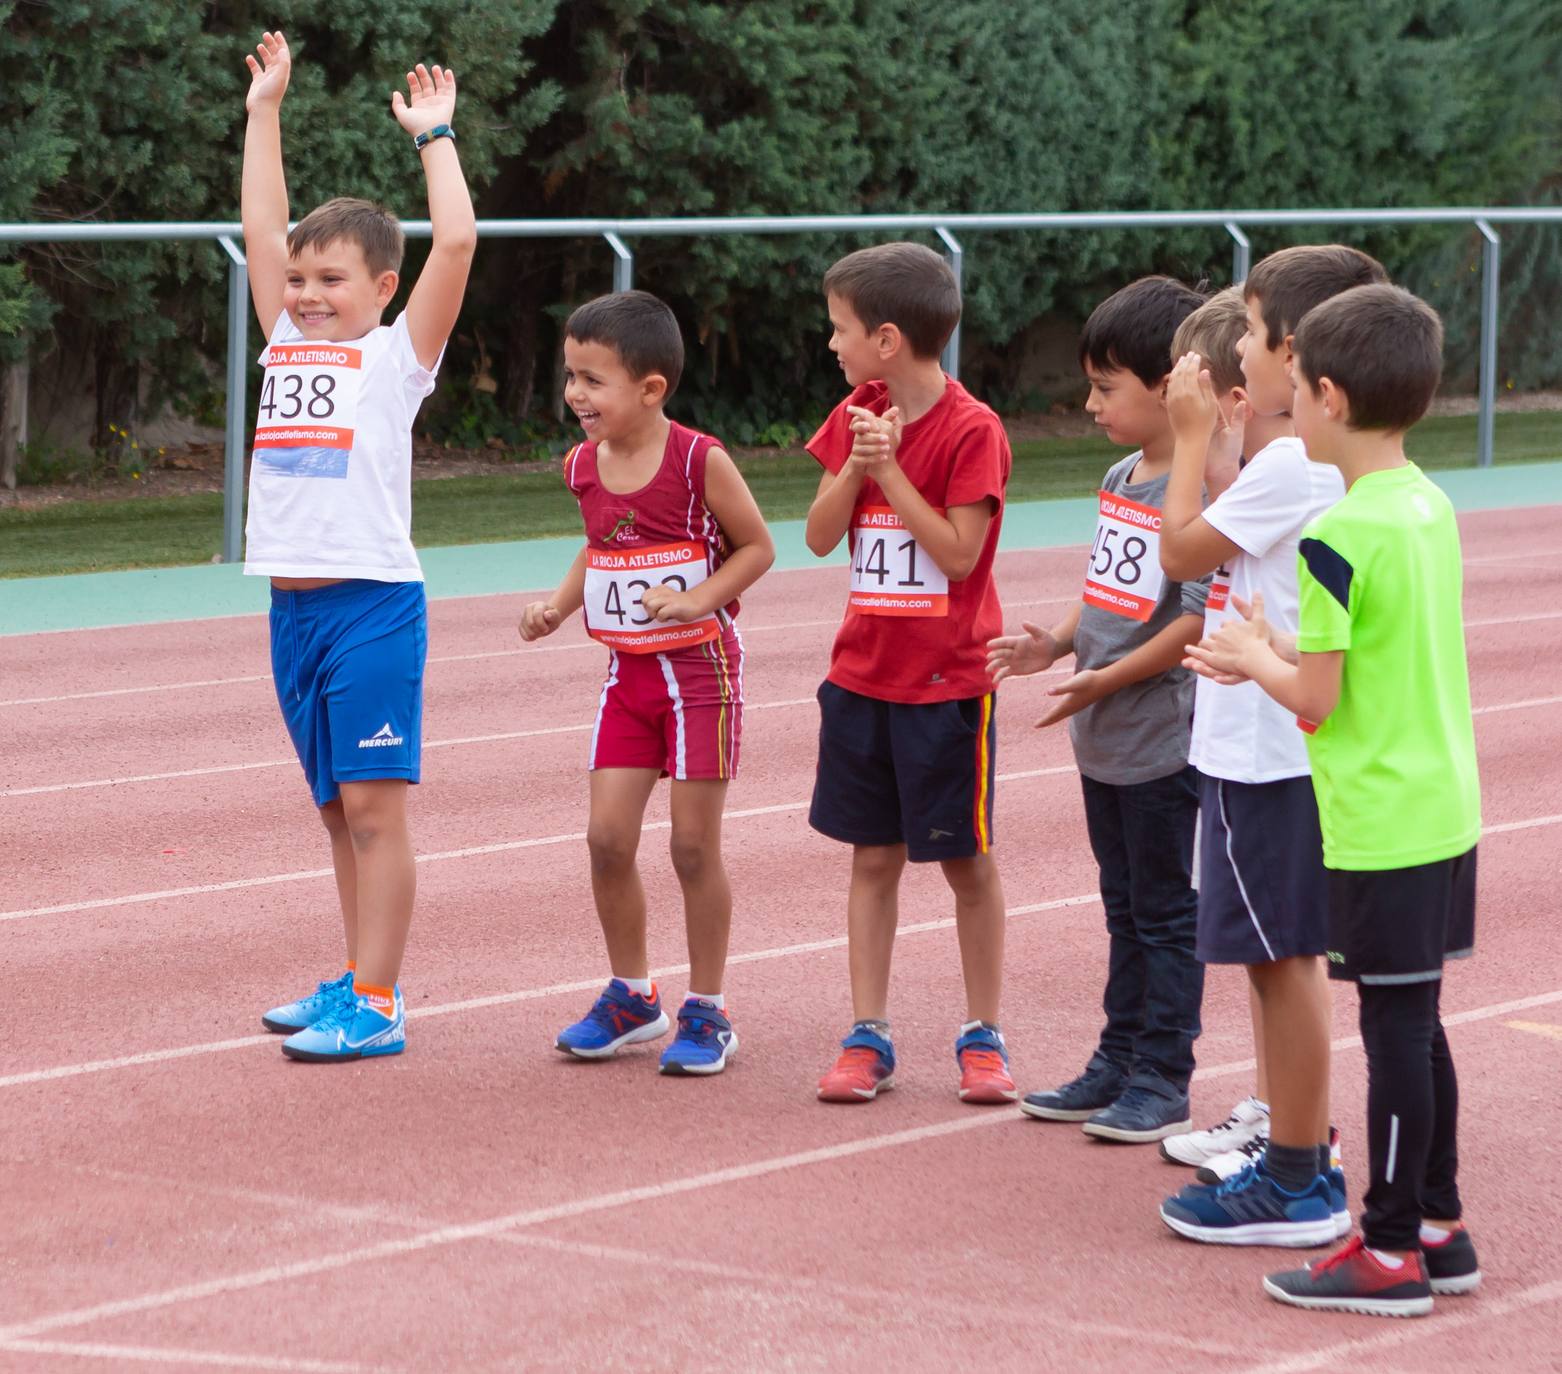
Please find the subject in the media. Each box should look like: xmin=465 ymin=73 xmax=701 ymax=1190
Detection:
xmin=4 ymin=411 xmax=1558 ymax=579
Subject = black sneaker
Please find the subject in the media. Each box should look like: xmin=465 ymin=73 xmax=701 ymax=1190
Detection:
xmin=1082 ymin=1081 xmax=1192 ymax=1143
xmin=1019 ymin=1055 xmax=1126 ymax=1122
xmin=1421 ymin=1227 xmax=1482 ymax=1295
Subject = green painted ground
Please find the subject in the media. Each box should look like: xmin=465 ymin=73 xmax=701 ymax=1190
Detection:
xmin=4 ymin=459 xmax=1560 ymax=637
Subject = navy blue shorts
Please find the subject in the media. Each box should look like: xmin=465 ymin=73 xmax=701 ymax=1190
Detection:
xmin=808 ymin=680 xmax=996 ymax=863
xmin=270 ymin=579 xmax=427 ymax=807
xmin=1195 ymin=771 xmax=1328 ymax=965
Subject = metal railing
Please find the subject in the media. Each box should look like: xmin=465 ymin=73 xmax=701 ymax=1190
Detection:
xmin=5 ymin=206 xmax=1561 ymax=562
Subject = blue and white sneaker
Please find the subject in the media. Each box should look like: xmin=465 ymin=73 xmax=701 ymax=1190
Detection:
xmin=281 ymin=988 xmax=405 ymax=1062
xmin=659 ymin=999 xmax=737 ymax=1076
xmin=1328 ymin=1166 xmax=1350 ymax=1239
xmin=1160 ymin=1159 xmax=1338 ymax=1247
xmin=556 ymin=980 xmax=671 ymax=1060
xmin=262 ymin=969 xmax=354 ymax=1034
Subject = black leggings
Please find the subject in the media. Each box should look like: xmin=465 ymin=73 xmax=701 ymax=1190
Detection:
xmin=1357 ymin=978 xmax=1461 ymax=1250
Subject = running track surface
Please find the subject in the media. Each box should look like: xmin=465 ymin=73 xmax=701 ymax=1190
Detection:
xmin=2 ymin=505 xmax=1561 ymax=1373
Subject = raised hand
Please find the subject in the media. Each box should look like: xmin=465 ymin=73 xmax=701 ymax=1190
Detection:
xmin=244 ymin=31 xmax=292 ymax=113
xmin=846 ymin=405 xmax=900 ymax=471
xmin=1033 ymin=668 xmax=1106 ymax=729
xmin=1165 ymin=351 xmax=1220 ymax=445
xmin=391 ymin=63 xmax=458 ymax=137
xmin=986 ymin=621 xmax=1060 ymax=683
xmin=519 ymin=602 xmax=561 ymax=642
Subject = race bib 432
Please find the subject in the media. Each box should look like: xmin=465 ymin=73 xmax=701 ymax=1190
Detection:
xmin=583 ymin=541 xmax=721 ymax=653
xmin=253 ymin=343 xmax=363 ymax=479
xmin=849 ymin=506 xmax=949 ymax=617
xmin=1082 ymin=489 xmax=1166 ymax=622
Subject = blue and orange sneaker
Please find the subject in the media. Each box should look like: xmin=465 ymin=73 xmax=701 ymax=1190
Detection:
xmin=556 ymin=980 xmax=670 ymax=1060
xmin=262 ymin=969 xmax=354 ymax=1033
xmin=1263 ymin=1235 xmax=1433 ymax=1317
xmin=818 ymin=1023 xmax=895 ymax=1102
xmin=955 ymin=1022 xmax=1018 ymax=1104
xmin=281 ymin=988 xmax=405 ymax=1062
xmin=658 ymin=998 xmax=737 ymax=1076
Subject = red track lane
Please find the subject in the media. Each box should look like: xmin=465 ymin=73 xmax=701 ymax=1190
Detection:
xmin=2 ymin=505 xmax=1561 ymax=1371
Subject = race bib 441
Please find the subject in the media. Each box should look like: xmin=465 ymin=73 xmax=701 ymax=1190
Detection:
xmin=849 ymin=506 xmax=949 ymax=617
xmin=583 ymin=541 xmax=721 ymax=653
xmin=1082 ymin=489 xmax=1166 ymax=622
xmin=253 ymin=343 xmax=363 ymax=479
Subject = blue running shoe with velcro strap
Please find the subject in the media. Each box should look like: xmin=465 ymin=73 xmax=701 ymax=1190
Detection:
xmin=1161 ymin=1159 xmax=1338 ymax=1247
xmin=281 ymin=988 xmax=405 ymax=1062
xmin=262 ymin=969 xmax=354 ymax=1033
xmin=556 ymin=980 xmax=670 ymax=1059
xmin=659 ymin=999 xmax=738 ymax=1076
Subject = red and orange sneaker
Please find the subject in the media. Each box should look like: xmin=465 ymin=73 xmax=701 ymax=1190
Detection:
xmin=1263 ymin=1235 xmax=1433 ymax=1318
xmin=956 ymin=1023 xmax=1018 ymax=1104
xmin=817 ymin=1025 xmax=895 ymax=1103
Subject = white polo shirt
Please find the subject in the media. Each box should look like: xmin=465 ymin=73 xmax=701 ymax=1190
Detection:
xmin=243 ymin=310 xmax=438 ymax=582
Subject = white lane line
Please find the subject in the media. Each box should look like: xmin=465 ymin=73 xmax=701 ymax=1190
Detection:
xmin=1 ymin=981 xmax=1556 ymax=1345
xmin=0 ymin=1339 xmax=372 ymax=1372
xmin=1473 ymin=693 xmax=1562 ymax=716
xmin=0 ymin=695 xmax=823 ymax=798
xmin=0 ymin=764 xmax=1079 ymax=922
xmin=1234 ymin=1278 xmax=1562 ymax=1374
xmin=0 ymin=888 xmax=1097 ymax=1090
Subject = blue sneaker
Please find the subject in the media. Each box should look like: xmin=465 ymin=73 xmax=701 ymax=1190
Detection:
xmin=1081 ymin=1080 xmax=1191 ymax=1143
xmin=1160 ymin=1159 xmax=1338 ymax=1247
xmin=1328 ymin=1166 xmax=1351 ymax=1239
xmin=659 ymin=999 xmax=737 ymax=1076
xmin=262 ymin=969 xmax=354 ymax=1033
xmin=281 ymin=988 xmax=405 ymax=1062
xmin=556 ymin=980 xmax=670 ymax=1060
xmin=1020 ymin=1054 xmax=1126 ymax=1122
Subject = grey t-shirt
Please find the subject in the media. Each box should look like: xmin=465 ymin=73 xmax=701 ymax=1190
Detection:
xmin=1068 ymin=452 xmax=1210 ymax=786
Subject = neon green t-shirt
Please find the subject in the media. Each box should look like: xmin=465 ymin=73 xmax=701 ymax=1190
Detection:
xmin=1295 ymin=463 xmax=1481 ymax=870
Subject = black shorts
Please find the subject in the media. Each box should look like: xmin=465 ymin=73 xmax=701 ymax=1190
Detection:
xmin=1195 ymin=772 xmax=1329 ymax=965
xmin=1325 ymin=847 xmax=1477 ymax=984
xmin=808 ymin=680 xmax=997 ymax=863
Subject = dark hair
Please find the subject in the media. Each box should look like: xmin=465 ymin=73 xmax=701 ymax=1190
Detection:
xmin=288 ymin=197 xmax=404 ymax=276
xmin=1293 ymin=285 xmax=1443 ymax=432
xmin=1170 ymin=286 xmax=1246 ymax=394
xmin=1078 ymin=275 xmax=1207 ymax=387
xmin=1244 ymin=244 xmax=1389 ymax=351
xmin=564 ymin=290 xmax=685 ymax=397
xmin=822 ymin=242 xmax=961 ymax=360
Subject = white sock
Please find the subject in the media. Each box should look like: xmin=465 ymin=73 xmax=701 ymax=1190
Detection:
xmin=1250 ymin=1097 xmax=1271 ymax=1114
xmin=686 ymin=991 xmax=725 ymax=1009
xmin=616 ymin=976 xmax=654 ymax=997
xmin=961 ymin=1018 xmax=999 ymax=1034
xmin=1419 ymin=1223 xmax=1453 ymax=1245
xmin=1367 ymin=1248 xmax=1407 ymax=1269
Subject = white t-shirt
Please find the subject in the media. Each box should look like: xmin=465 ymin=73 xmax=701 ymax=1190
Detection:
xmin=1188 ymin=436 xmax=1345 ymax=783
xmin=243 ymin=311 xmax=438 ymax=581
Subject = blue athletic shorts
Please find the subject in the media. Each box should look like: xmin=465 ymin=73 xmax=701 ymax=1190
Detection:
xmin=269 ymin=580 xmax=427 ymax=806
xmin=1195 ymin=771 xmax=1328 ymax=964
xmin=808 ymin=680 xmax=997 ymax=863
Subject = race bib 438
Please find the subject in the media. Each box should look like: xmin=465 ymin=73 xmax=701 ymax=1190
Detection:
xmin=584 ymin=541 xmax=721 ymax=653
xmin=253 ymin=343 xmax=363 ymax=479
xmin=1082 ymin=490 xmax=1166 ymax=622
xmin=849 ymin=506 xmax=949 ymax=617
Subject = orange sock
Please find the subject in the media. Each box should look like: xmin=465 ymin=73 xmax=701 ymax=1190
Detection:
xmin=356 ymin=981 xmax=395 ymax=1017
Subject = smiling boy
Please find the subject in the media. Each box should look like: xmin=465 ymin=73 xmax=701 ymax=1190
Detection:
xmin=241 ymin=31 xmax=475 ymax=1061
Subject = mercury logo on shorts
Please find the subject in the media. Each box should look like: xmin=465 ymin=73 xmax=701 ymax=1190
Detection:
xmin=359 ymin=722 xmax=405 ymax=749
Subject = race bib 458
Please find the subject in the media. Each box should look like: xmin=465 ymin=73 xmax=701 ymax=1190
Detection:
xmin=253 ymin=343 xmax=363 ymax=479
xmin=1082 ymin=489 xmax=1166 ymax=622
xmin=849 ymin=506 xmax=949 ymax=617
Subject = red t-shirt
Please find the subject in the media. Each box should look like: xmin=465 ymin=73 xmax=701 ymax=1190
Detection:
xmin=807 ymin=378 xmax=1011 ymax=704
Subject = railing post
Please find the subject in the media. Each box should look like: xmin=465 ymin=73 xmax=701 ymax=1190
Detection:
xmin=604 ymin=232 xmax=634 ymax=292
xmin=936 ymin=226 xmax=962 ymax=379
xmin=1475 ymin=219 xmax=1500 ymax=470
xmin=218 ymin=237 xmax=249 ymax=564
xmin=1226 ymin=221 xmax=1251 ymax=285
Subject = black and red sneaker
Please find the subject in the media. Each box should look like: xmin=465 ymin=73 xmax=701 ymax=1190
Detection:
xmin=1263 ymin=1236 xmax=1433 ymax=1318
xmin=1422 ymin=1226 xmax=1482 ymax=1295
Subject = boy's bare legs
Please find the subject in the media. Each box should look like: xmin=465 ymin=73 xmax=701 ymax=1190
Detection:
xmin=586 ymin=768 xmax=661 ymax=979
xmin=668 ymin=779 xmax=732 ymax=993
xmin=1249 ymin=955 xmax=1331 ymax=1148
xmin=319 ymin=799 xmax=359 ymax=965
xmin=1251 ymin=979 xmax=1271 ymax=1104
xmin=942 ymin=851 xmax=1005 ymax=1024
xmin=337 ymin=779 xmax=415 ymax=989
xmin=848 ymin=844 xmax=906 ymax=1021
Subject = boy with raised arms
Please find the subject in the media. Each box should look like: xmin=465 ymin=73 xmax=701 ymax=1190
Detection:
xmin=521 ymin=289 xmax=774 ymax=1076
xmin=242 ymin=31 xmax=475 ymax=1061
xmin=805 ymin=241 xmax=1017 ymax=1105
